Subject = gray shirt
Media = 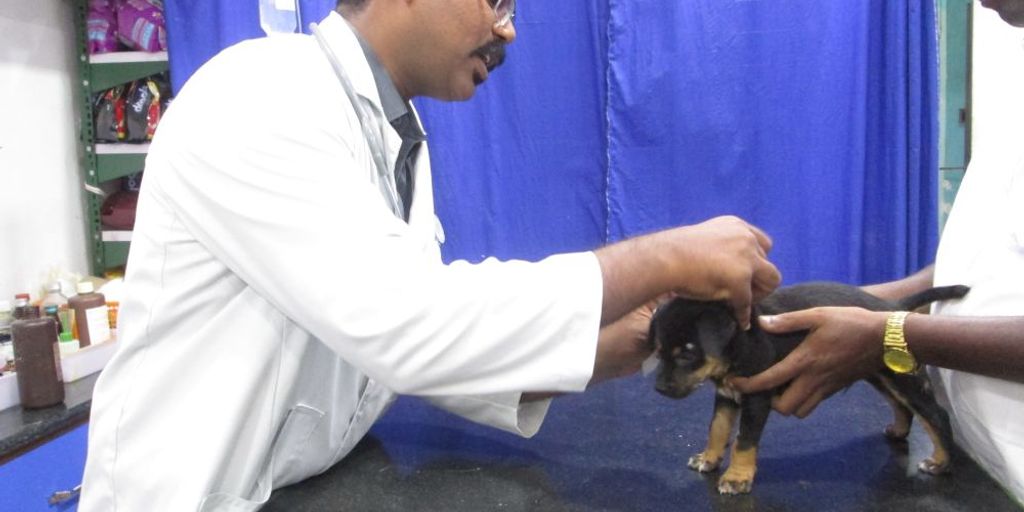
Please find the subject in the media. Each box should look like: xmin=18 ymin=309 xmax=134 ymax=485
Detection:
xmin=354 ymin=33 xmax=425 ymax=221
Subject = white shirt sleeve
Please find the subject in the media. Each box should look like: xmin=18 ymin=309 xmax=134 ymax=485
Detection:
xmin=425 ymin=393 xmax=553 ymax=438
xmin=145 ymin=35 xmax=603 ymax=398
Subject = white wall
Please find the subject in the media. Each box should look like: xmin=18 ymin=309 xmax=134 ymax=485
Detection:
xmin=0 ymin=0 xmax=88 ymax=302
xmin=971 ymin=6 xmax=1024 ymax=157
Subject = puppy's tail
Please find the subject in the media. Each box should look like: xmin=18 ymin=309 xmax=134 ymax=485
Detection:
xmin=896 ymin=285 xmax=970 ymax=311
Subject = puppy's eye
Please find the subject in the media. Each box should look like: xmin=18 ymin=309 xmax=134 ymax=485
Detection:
xmin=675 ymin=351 xmax=699 ymax=364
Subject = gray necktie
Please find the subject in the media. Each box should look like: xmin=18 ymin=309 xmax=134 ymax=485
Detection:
xmin=391 ymin=113 xmax=424 ymax=221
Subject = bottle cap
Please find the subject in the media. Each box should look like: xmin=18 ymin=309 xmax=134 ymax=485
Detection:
xmin=14 ymin=293 xmax=30 ymax=301
xmin=76 ymin=281 xmax=95 ymax=294
xmin=43 ymin=304 xmax=59 ymax=315
xmin=59 ymin=332 xmax=75 ymax=342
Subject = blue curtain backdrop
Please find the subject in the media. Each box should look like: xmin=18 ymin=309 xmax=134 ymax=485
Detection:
xmin=164 ymin=0 xmax=938 ymax=285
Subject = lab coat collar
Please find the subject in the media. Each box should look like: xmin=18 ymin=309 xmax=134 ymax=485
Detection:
xmin=352 ymin=30 xmax=409 ymax=125
xmin=317 ymin=11 xmax=428 ymax=140
xmin=316 ymin=11 xmax=434 ymax=235
xmin=317 ymin=11 xmax=386 ymax=122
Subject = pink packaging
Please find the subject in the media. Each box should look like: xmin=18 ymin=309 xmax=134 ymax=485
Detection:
xmin=117 ymin=0 xmax=167 ymax=52
xmin=86 ymin=0 xmax=118 ymax=55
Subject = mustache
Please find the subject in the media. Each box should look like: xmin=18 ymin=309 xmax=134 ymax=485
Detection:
xmin=472 ymin=41 xmax=507 ymax=71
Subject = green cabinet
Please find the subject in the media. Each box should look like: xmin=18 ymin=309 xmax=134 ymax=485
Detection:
xmin=71 ymin=0 xmax=168 ymax=275
xmin=937 ymin=0 xmax=972 ymax=229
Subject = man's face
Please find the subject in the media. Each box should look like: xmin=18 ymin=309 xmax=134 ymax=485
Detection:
xmin=406 ymin=0 xmax=517 ymax=101
xmin=980 ymin=0 xmax=1024 ymax=27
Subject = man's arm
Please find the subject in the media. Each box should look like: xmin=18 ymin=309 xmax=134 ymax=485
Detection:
xmin=729 ymin=307 xmax=1024 ymax=418
xmin=860 ymin=265 xmax=935 ymax=302
xmin=907 ymin=313 xmax=1024 ymax=381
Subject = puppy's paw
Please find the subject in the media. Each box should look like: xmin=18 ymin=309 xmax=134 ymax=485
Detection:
xmin=717 ymin=475 xmax=754 ymax=495
xmin=884 ymin=423 xmax=910 ymax=441
xmin=717 ymin=464 xmax=756 ymax=495
xmin=918 ymin=457 xmax=951 ymax=475
xmin=687 ymin=452 xmax=722 ymax=473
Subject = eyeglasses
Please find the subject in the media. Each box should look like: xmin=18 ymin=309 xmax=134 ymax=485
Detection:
xmin=489 ymin=0 xmax=515 ymax=28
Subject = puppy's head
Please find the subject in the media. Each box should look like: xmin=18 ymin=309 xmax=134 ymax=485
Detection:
xmin=649 ymin=299 xmax=738 ymax=399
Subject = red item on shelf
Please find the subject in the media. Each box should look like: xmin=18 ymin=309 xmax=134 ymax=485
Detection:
xmin=101 ymin=190 xmax=139 ymax=230
xmin=94 ymin=85 xmax=127 ymax=142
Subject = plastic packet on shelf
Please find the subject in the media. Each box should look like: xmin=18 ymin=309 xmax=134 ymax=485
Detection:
xmin=117 ymin=0 xmax=167 ymax=52
xmin=94 ymin=85 xmax=127 ymax=142
xmin=87 ymin=0 xmax=118 ymax=55
xmin=125 ymin=77 xmax=161 ymax=142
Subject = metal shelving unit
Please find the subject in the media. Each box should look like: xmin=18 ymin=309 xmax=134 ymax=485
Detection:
xmin=71 ymin=0 xmax=168 ymax=275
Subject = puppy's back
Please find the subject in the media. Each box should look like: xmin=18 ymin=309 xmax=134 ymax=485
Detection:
xmin=759 ymin=282 xmax=893 ymax=316
xmin=760 ymin=282 xmax=970 ymax=316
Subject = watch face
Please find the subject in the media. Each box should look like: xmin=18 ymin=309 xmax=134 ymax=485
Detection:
xmin=884 ymin=351 xmax=917 ymax=374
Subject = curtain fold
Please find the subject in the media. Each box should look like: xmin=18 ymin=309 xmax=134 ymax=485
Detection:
xmin=605 ymin=0 xmax=938 ymax=284
xmin=164 ymin=0 xmax=938 ymax=283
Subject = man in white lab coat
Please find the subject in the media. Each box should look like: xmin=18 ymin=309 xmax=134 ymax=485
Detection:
xmin=80 ymin=1 xmax=781 ymax=510
xmin=730 ymin=0 xmax=1024 ymax=504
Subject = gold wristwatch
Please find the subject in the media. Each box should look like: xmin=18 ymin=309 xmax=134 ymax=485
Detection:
xmin=882 ymin=311 xmax=917 ymax=373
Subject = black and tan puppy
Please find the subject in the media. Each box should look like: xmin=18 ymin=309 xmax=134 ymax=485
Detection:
xmin=649 ymin=282 xmax=969 ymax=495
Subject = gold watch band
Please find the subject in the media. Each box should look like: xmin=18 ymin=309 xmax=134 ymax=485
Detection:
xmin=882 ymin=311 xmax=917 ymax=373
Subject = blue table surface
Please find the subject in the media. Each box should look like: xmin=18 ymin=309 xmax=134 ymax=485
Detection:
xmin=265 ymin=374 xmax=1022 ymax=511
xmin=2 ymin=372 xmax=1021 ymax=511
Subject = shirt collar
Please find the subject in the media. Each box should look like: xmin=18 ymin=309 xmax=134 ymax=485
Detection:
xmin=352 ymin=30 xmax=409 ymax=124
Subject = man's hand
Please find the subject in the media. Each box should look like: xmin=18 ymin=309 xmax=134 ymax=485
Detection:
xmin=589 ymin=300 xmax=660 ymax=386
xmin=728 ymin=307 xmax=889 ymax=417
xmin=595 ymin=215 xmax=781 ymax=331
xmin=669 ymin=216 xmax=781 ymax=329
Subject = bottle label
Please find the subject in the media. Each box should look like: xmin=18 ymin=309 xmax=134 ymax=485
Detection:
xmin=85 ymin=305 xmax=112 ymax=345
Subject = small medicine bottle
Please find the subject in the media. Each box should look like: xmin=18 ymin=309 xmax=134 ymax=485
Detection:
xmin=69 ymin=281 xmax=110 ymax=348
xmin=40 ymin=282 xmax=68 ymax=310
xmin=43 ymin=304 xmax=63 ymax=335
xmin=12 ymin=294 xmax=35 ymax=321
xmin=0 ymin=299 xmax=12 ymax=343
xmin=0 ymin=300 xmax=13 ymax=374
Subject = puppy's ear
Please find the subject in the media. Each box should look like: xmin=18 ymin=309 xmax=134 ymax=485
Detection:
xmin=695 ymin=304 xmax=738 ymax=359
xmin=646 ymin=318 xmax=659 ymax=351
xmin=647 ymin=300 xmax=676 ymax=351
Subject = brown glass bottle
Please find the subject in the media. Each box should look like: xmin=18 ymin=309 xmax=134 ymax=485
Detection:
xmin=11 ymin=309 xmax=65 ymax=409
xmin=12 ymin=294 xmax=34 ymax=321
xmin=69 ymin=281 xmax=110 ymax=348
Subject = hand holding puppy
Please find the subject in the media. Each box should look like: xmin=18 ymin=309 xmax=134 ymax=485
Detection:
xmin=729 ymin=307 xmax=889 ymax=417
xmin=595 ymin=215 xmax=781 ymax=331
xmin=588 ymin=215 xmax=780 ymax=388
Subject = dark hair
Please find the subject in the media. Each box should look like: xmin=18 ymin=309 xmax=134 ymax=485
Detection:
xmin=336 ymin=0 xmax=370 ymax=10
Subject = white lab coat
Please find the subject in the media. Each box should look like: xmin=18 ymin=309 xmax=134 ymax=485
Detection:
xmin=931 ymin=148 xmax=1024 ymax=505
xmin=80 ymin=12 xmax=603 ymax=511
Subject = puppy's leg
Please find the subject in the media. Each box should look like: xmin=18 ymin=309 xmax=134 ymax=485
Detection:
xmin=916 ymin=417 xmax=953 ymax=475
xmin=867 ymin=376 xmax=913 ymax=440
xmin=688 ymin=393 xmax=738 ymax=473
xmin=880 ymin=373 xmax=953 ymax=475
xmin=718 ymin=392 xmax=771 ymax=495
